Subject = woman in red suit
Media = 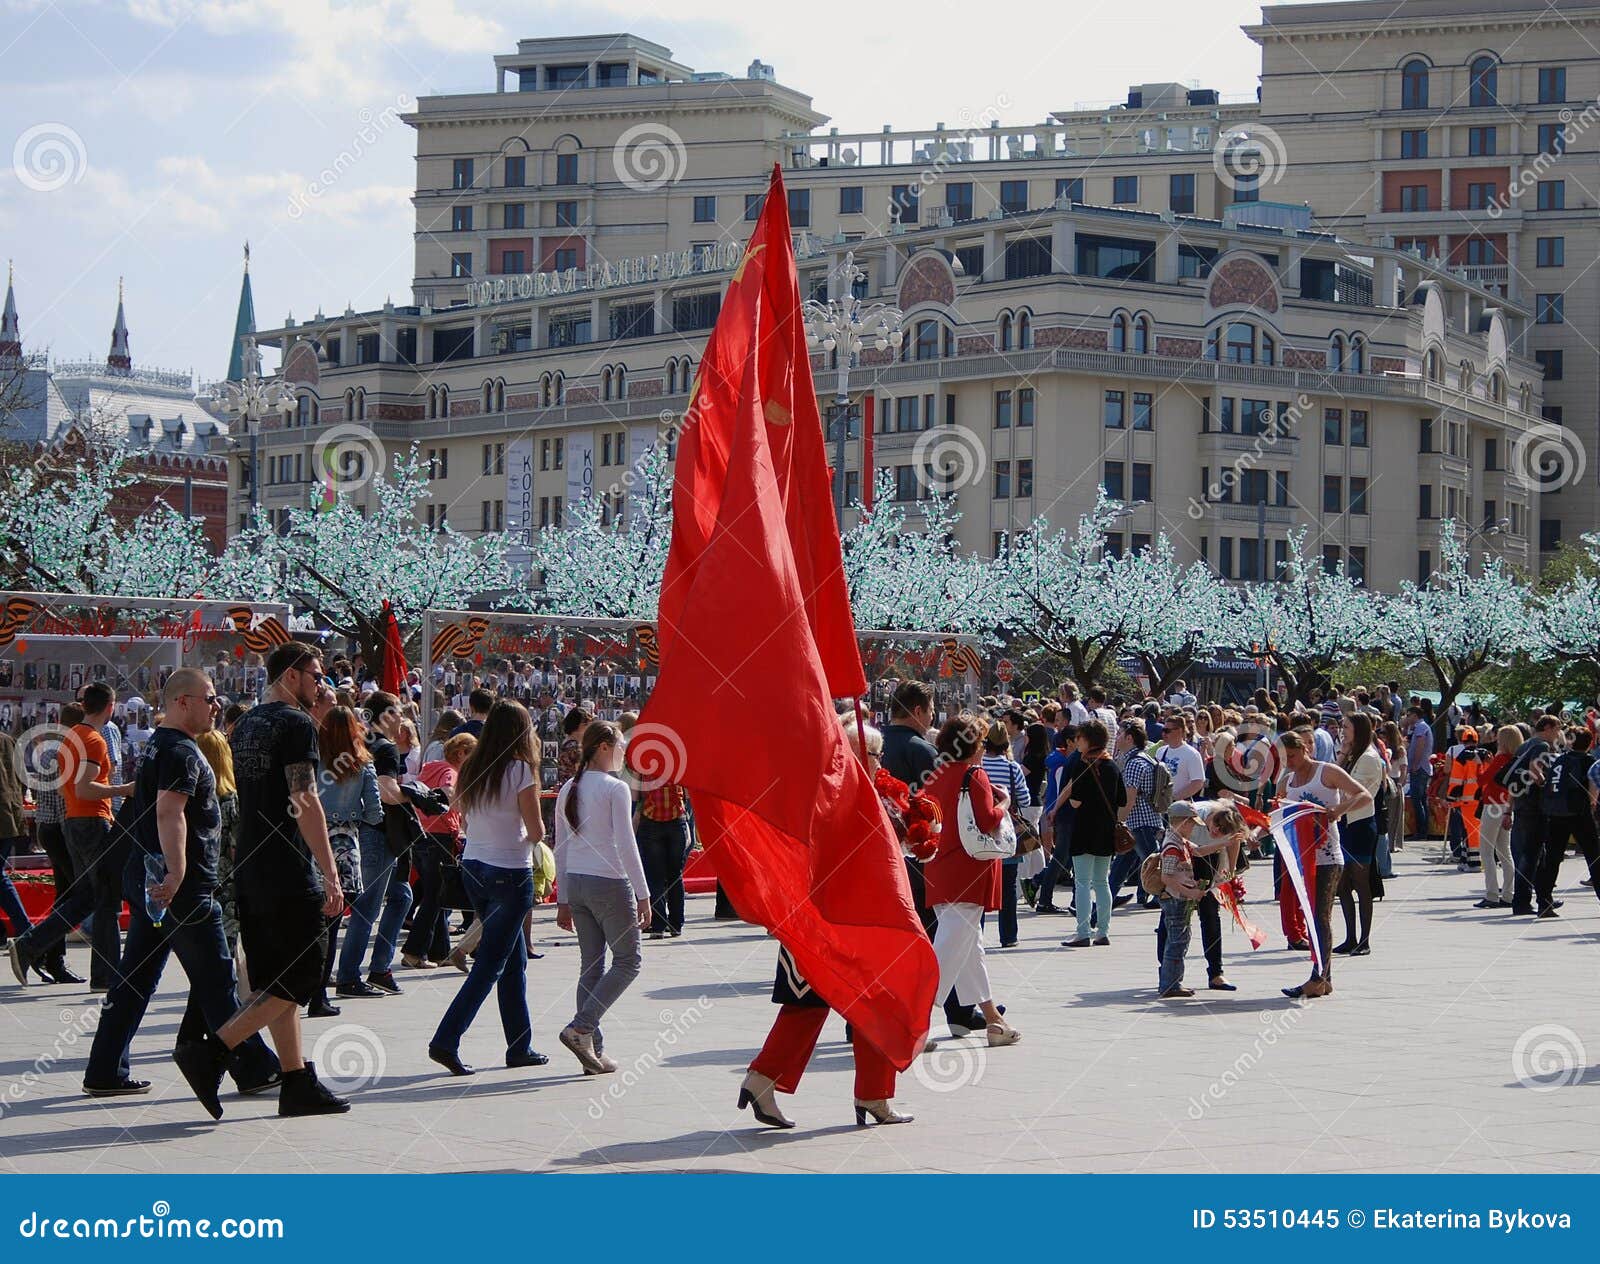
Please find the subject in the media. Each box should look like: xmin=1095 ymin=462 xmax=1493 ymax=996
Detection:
xmin=924 ymin=713 xmax=1022 ymax=1048
xmin=737 ymin=716 xmax=934 ymax=1129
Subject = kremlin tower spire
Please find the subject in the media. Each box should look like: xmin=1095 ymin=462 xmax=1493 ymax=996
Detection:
xmin=107 ymin=276 xmax=131 ymax=373
xmin=0 ymin=261 xmax=20 ymax=363
xmin=226 ymin=241 xmax=258 ymax=383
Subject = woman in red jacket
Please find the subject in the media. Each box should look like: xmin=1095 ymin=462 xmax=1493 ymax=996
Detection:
xmin=924 ymin=713 xmax=1021 ymax=1048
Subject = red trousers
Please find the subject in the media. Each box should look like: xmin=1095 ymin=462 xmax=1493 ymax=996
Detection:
xmin=749 ymin=1004 xmax=896 ymax=1101
xmin=1277 ymin=838 xmax=1317 ymax=944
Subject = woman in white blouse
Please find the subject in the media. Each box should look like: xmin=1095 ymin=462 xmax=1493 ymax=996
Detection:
xmin=553 ymin=720 xmax=650 ymax=1075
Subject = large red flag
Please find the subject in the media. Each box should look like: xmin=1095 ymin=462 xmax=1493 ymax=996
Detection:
xmin=639 ymin=166 xmax=936 ymax=1066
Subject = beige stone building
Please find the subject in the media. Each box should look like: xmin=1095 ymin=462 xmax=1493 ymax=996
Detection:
xmin=236 ymin=21 xmax=1559 ymax=595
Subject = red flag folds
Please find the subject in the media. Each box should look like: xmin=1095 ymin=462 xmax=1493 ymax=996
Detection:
xmin=379 ymin=600 xmax=409 ymax=696
xmin=639 ymin=165 xmax=936 ymax=1066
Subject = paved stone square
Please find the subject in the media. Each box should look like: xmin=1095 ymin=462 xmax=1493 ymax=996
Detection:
xmin=2 ymin=847 xmax=1598 ymax=1174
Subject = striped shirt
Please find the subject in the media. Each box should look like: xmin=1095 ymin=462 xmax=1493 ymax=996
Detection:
xmin=980 ymin=754 xmax=1030 ymax=810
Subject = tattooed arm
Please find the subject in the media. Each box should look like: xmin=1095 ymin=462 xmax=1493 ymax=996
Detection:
xmin=288 ymin=760 xmax=343 ymax=916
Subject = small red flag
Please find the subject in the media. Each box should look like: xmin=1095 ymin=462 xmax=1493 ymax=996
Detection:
xmin=379 ymin=600 xmax=408 ymax=695
xmin=640 ymin=166 xmax=935 ymax=1066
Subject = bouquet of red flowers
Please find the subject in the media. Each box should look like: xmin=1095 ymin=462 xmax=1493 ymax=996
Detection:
xmin=874 ymin=767 xmax=942 ymax=860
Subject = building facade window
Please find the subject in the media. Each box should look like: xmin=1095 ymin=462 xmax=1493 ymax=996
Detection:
xmin=1169 ymin=173 xmax=1195 ymax=214
xmin=1401 ymin=59 xmax=1429 ymax=109
xmin=1539 ymin=66 xmax=1567 ymax=103
xmin=1469 ymin=55 xmax=1497 ymax=107
xmin=1112 ymin=175 xmax=1138 ymax=204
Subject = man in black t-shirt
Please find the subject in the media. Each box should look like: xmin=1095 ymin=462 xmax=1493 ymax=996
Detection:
xmin=173 ymin=642 xmax=350 ymax=1120
xmin=83 ymin=669 xmax=279 ymax=1097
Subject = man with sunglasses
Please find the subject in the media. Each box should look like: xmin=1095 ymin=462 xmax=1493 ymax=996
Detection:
xmin=173 ymin=641 xmax=349 ymax=1119
xmin=82 ymin=669 xmax=281 ymax=1098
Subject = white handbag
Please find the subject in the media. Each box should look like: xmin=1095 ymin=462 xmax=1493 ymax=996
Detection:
xmin=957 ymin=767 xmax=1017 ymax=860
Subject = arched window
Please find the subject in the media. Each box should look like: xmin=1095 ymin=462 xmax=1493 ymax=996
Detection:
xmin=666 ymin=361 xmax=677 ymax=394
xmin=552 ymin=372 xmax=564 ymax=405
xmin=1401 ymin=58 xmax=1429 ymax=110
xmin=426 ymin=387 xmax=437 ymax=419
xmin=355 ymin=388 xmax=367 ymax=421
xmin=914 ymin=319 xmax=940 ymax=361
xmin=998 ymin=313 xmax=1013 ymax=351
xmin=1111 ymin=313 xmax=1128 ymax=352
xmin=1018 ymin=312 xmax=1032 ymax=349
xmin=601 ymin=367 xmax=613 ymax=401
xmin=438 ymin=385 xmax=449 ymax=417
xmin=1470 ymin=55 xmax=1497 ymax=107
xmin=483 ymin=380 xmax=495 ymax=412
xmin=296 ymin=394 xmax=317 ymax=427
xmin=678 ymin=357 xmax=692 ymax=394
xmin=1424 ymin=347 xmax=1442 ymax=382
xmin=1488 ymin=372 xmax=1505 ymax=403
xmin=494 ymin=380 xmax=505 ymax=412
xmin=1226 ymin=322 xmax=1255 ymax=364
xmin=1349 ymin=338 xmax=1365 ymax=375
xmin=1261 ymin=332 xmax=1275 ymax=366
xmin=1133 ymin=315 xmax=1149 ymax=355
xmin=344 ymin=388 xmax=356 ymax=418
xmin=1328 ymin=335 xmax=1346 ymax=371
xmin=615 ymin=366 xmax=627 ymax=399
xmin=541 ymin=373 xmax=552 ymax=408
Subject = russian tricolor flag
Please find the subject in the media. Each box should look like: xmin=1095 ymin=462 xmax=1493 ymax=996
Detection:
xmin=1269 ymin=802 xmax=1328 ymax=972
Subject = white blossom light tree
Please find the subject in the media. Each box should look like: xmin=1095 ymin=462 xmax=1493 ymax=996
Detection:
xmin=993 ymin=490 xmax=1133 ymax=686
xmin=0 ymin=441 xmax=214 ymax=597
xmin=213 ymin=448 xmax=516 ymax=675
xmin=1383 ymin=521 xmax=1533 ymax=721
xmin=521 ymin=442 xmax=673 ymax=620
xmin=842 ymin=469 xmax=998 ymax=642
xmin=1536 ymin=533 xmax=1600 ymax=678
xmin=1119 ymin=533 xmax=1242 ymax=699
xmin=1234 ymin=530 xmax=1380 ymax=703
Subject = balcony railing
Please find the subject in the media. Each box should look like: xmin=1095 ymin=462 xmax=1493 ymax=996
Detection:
xmin=1202 ymin=502 xmax=1297 ymax=525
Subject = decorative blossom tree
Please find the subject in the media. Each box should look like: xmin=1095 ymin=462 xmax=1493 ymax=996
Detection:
xmin=842 ymin=469 xmax=997 ymax=642
xmin=1119 ymin=533 xmax=1242 ymax=699
xmin=993 ymin=491 xmax=1131 ymax=686
xmin=521 ymin=442 xmax=673 ymax=620
xmin=213 ymin=448 xmax=516 ymax=675
xmin=1535 ymin=534 xmax=1600 ymax=679
xmin=1234 ymin=530 xmax=1379 ymax=703
xmin=0 ymin=441 xmax=214 ymax=597
xmin=1382 ymin=521 xmax=1533 ymax=722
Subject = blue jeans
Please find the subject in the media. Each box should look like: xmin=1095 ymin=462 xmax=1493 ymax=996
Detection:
xmin=1156 ymin=896 xmax=1194 ymax=992
xmin=22 ymin=818 xmax=123 ymax=989
xmin=1407 ymin=769 xmax=1432 ymax=837
xmin=999 ymin=858 xmax=1020 ymax=945
xmin=431 ymin=860 xmax=535 ymax=1059
xmin=1074 ymin=854 xmax=1113 ymax=941
xmin=85 ymin=862 xmax=276 ymax=1089
xmin=1037 ymin=814 xmax=1074 ymax=907
xmin=1108 ymin=824 xmax=1161 ymax=904
xmin=337 ymin=828 xmax=413 ymax=984
xmin=0 ymin=837 xmax=32 ymax=939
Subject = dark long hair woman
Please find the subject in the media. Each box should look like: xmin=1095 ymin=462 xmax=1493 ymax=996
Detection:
xmin=1334 ymin=711 xmax=1385 ymax=958
xmin=428 ymin=700 xmax=548 ymax=1077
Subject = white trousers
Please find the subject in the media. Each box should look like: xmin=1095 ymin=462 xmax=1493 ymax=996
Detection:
xmin=1479 ymin=802 xmax=1513 ymax=901
xmin=932 ymin=901 xmax=992 ymax=1008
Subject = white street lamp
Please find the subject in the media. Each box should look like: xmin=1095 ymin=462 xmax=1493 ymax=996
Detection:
xmin=802 ymin=251 xmax=906 ymax=526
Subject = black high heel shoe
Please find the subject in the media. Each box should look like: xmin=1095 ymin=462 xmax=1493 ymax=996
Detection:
xmin=737 ymin=1071 xmax=794 ymax=1128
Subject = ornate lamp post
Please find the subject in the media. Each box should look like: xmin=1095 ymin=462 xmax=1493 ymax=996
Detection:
xmin=204 ymin=334 xmax=297 ymax=520
xmin=802 ymin=252 xmax=905 ymax=527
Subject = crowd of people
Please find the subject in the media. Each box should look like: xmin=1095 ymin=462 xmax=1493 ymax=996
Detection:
xmin=0 ymin=647 xmax=1596 ymax=1127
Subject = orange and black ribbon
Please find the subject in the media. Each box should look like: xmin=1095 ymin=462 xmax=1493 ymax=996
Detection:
xmin=634 ymin=624 xmax=660 ymax=667
xmin=0 ymin=596 xmax=38 ymax=650
xmin=430 ymin=616 xmax=490 ymax=662
xmin=227 ymin=606 xmax=292 ymax=654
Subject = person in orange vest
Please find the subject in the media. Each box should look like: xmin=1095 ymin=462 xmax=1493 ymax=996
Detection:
xmin=1443 ymin=726 xmax=1489 ymax=871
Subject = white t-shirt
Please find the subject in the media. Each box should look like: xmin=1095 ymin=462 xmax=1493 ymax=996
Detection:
xmin=1344 ymin=746 xmax=1386 ymax=822
xmin=1065 ymin=700 xmax=1089 ymax=725
xmin=552 ymin=770 xmax=649 ymax=895
xmin=1158 ymin=741 xmax=1206 ymax=799
xmin=461 ymin=760 xmax=537 ymax=870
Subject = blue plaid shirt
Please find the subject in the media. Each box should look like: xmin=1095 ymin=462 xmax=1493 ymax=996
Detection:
xmin=1117 ymin=748 xmax=1163 ymax=832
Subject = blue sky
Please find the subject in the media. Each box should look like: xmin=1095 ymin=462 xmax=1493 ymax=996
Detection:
xmin=0 ymin=0 xmax=1267 ymax=381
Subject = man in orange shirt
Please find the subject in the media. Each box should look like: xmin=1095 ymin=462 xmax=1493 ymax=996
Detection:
xmin=9 ymin=683 xmax=135 ymax=991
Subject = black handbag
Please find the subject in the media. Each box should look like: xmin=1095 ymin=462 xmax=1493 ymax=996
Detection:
xmin=382 ymin=800 xmax=427 ymax=858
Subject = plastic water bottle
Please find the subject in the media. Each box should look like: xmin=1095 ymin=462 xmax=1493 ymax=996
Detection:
xmin=143 ymin=854 xmax=168 ymax=928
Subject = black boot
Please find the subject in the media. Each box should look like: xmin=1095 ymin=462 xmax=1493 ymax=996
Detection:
xmin=278 ymin=1062 xmax=351 ymax=1117
xmin=41 ymin=952 xmax=85 ymax=985
xmin=172 ymin=1033 xmax=230 ymax=1120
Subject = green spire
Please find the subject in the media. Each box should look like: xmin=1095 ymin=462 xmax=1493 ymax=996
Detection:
xmin=226 ymin=241 xmax=256 ymax=383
